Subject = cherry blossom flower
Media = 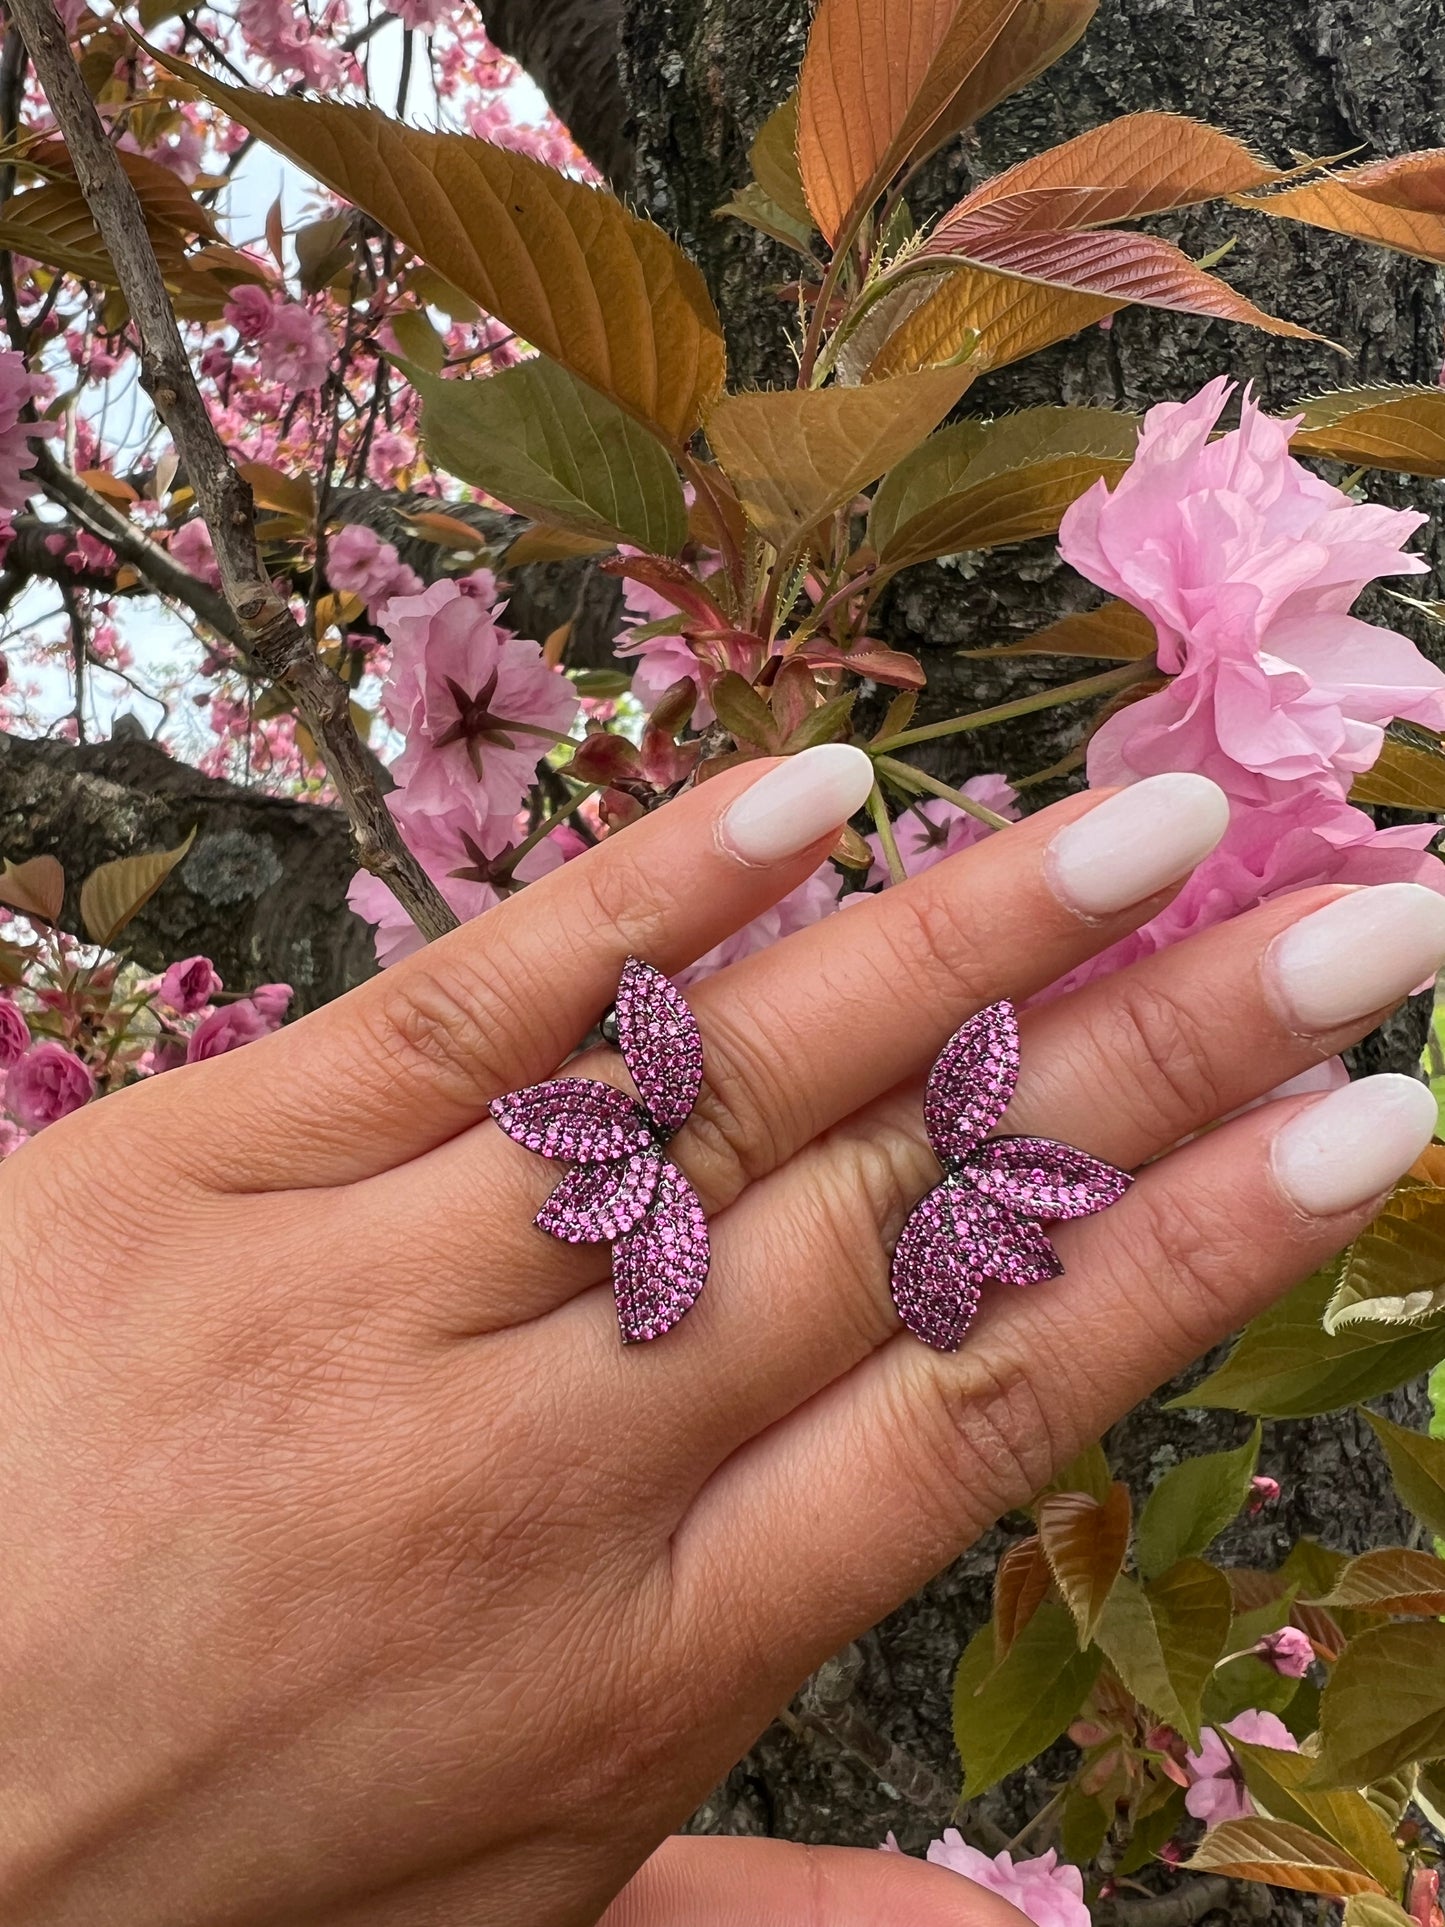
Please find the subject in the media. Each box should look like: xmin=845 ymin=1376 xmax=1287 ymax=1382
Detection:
xmin=1252 ymin=1627 xmax=1314 ymax=1677
xmin=158 ymin=956 xmax=222 ymax=1015
xmin=1045 ymin=786 xmax=1445 ymax=1000
xmin=1061 ymin=377 xmax=1445 ymax=802
xmin=0 ymin=996 xmax=29 ymax=1068
xmin=251 ymin=984 xmax=294 ymax=1024
xmin=347 ymin=798 xmax=566 ymax=967
xmin=4 ymin=1041 xmax=94 ymax=1131
xmin=380 ymin=579 xmax=580 ymax=816
xmin=0 ymin=1117 xmax=28 ymax=1158
xmin=677 ymin=863 xmax=844 ymax=984
xmin=1248 ymin=1475 xmax=1282 ymax=1513
xmin=884 ymin=1832 xmax=1088 ymax=1927
xmin=186 ymin=993 xmax=288 ymax=1063
xmin=388 ymin=0 xmax=449 ymax=28
xmin=327 ymin=524 xmax=423 ymax=612
xmin=224 ymin=285 xmax=277 ymax=344
xmin=1184 ymin=1711 xmax=1298 ymax=1825
xmin=169 ymin=519 xmax=221 ymax=589
xmin=0 ymin=349 xmax=57 ymax=510
xmin=865 ymin=776 xmax=1018 ymax=883
xmin=257 ymin=303 xmax=333 ymax=392
xmin=237 ymin=0 xmax=343 ymax=89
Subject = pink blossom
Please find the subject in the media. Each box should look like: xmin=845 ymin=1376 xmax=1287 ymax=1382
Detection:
xmin=186 ymin=997 xmax=280 ymax=1063
xmin=250 ymin=983 xmax=293 ymax=1024
xmin=1046 ymin=786 xmax=1445 ymax=999
xmin=327 ymin=523 xmax=423 ymax=611
xmin=380 ymin=579 xmax=580 ymax=816
xmin=1248 ymin=1475 xmax=1282 ymax=1513
xmin=388 ymin=0 xmax=448 ymax=26
xmin=224 ymin=284 xmax=277 ymax=343
xmin=0 ymin=349 xmax=57 ymax=510
xmin=0 ymin=996 xmax=29 ymax=1068
xmin=4 ymin=1041 xmax=94 ymax=1131
xmin=0 ymin=1117 xmax=28 ymax=1157
xmin=1062 ymin=378 xmax=1445 ymax=801
xmin=1252 ymin=1627 xmax=1314 ymax=1677
xmin=677 ymin=862 xmax=844 ymax=984
xmin=1184 ymin=1711 xmax=1298 ymax=1825
xmin=911 ymin=1833 xmax=1089 ymax=1927
xmin=866 ymin=776 xmax=1018 ymax=883
xmin=612 ymin=560 xmax=716 ymax=724
xmin=237 ymin=0 xmax=343 ymax=88
xmin=169 ymin=518 xmax=221 ymax=588
xmin=257 ymin=303 xmax=333 ymax=392
xmin=347 ymin=798 xmax=565 ymax=967
xmin=158 ymin=955 xmax=222 ymax=1015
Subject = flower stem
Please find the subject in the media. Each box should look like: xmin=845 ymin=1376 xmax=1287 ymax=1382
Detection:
xmin=871 ymin=660 xmax=1155 ymax=754
xmin=873 ymin=755 xmax=1013 ymax=831
xmin=504 ymin=782 xmax=601 ymax=872
xmin=866 ymin=781 xmax=906 ymax=885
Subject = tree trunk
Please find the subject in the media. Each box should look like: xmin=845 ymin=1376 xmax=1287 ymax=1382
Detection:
xmin=617 ymin=0 xmax=1445 ymax=1901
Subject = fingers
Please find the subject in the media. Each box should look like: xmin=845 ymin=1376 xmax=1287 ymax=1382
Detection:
xmin=164 ymin=747 xmax=876 ymax=1188
xmin=598 ymin=1836 xmax=1033 ymax=1927
xmin=674 ymin=1074 xmax=1438 ymax=1678
xmin=367 ymin=774 xmax=1232 ymax=1328
xmin=534 ymin=879 xmax=1445 ymax=1475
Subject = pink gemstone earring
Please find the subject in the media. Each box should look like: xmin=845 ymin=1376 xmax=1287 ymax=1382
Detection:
xmin=489 ymin=958 xmax=710 ymax=1343
xmin=890 ymin=1000 xmax=1133 ymax=1352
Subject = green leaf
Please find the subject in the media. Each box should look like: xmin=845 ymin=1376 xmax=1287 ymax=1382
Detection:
xmin=748 ymin=91 xmax=810 ymax=227
xmin=1291 ymin=385 xmax=1445 ymax=476
xmin=1094 ymin=1559 xmax=1233 ymax=1746
xmin=1060 ymin=1783 xmax=1112 ymax=1866
xmin=1342 ymin=1900 xmax=1417 ymax=1927
xmin=868 ymin=406 xmax=1138 ymax=573
xmin=952 ymin=1602 xmax=1102 ymax=1797
xmin=1115 ymin=1784 xmax=1188 ymax=1877
xmin=403 ymin=360 xmax=687 ymax=556
xmin=1184 ymin=1818 xmax=1386 ymax=1899
xmin=710 ymin=672 xmax=780 ymax=751
xmin=1311 ymin=1620 xmax=1445 ymax=1787
xmin=78 ymin=832 xmax=195 ymax=949
xmin=1136 ymin=1425 xmax=1262 ymax=1581
xmin=1178 ymin=1264 xmax=1445 ymax=1418
xmin=706 ymin=366 xmax=974 ymax=553
xmin=1326 ymin=1186 xmax=1445 ymax=1335
xmin=1036 ymin=1439 xmax=1112 ymax=1505
xmin=1037 ymin=1482 xmax=1131 ymax=1647
xmin=388 ymin=307 xmax=445 ymax=372
xmin=1231 ymin=1741 xmax=1405 ymax=1894
xmin=1362 ymin=1409 xmax=1445 ymax=1539
xmin=713 ymin=183 xmax=817 ymax=255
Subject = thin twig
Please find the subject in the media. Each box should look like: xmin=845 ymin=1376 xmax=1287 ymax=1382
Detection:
xmin=866 ymin=780 xmax=906 ymax=884
xmin=10 ymin=0 xmax=457 ymax=942
xmin=873 ymin=754 xmax=1013 ymax=831
xmin=871 ymin=660 xmax=1155 ymax=754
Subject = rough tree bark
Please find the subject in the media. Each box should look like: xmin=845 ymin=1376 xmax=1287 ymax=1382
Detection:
xmin=614 ymin=0 xmax=1445 ymax=1905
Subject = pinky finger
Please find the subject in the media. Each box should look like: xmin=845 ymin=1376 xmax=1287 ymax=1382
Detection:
xmin=598 ymin=1836 xmax=1035 ymax=1927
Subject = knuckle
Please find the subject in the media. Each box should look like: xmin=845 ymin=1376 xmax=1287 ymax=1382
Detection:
xmin=368 ymin=949 xmax=531 ymax=1103
xmin=909 ymin=1342 xmax=1063 ymax=1533
xmin=1091 ymin=973 xmax=1231 ymax=1147
xmin=1127 ymin=1179 xmax=1255 ymax=1336
xmin=680 ymin=1015 xmax=792 ymax=1202
xmin=876 ymin=882 xmax=993 ymax=1004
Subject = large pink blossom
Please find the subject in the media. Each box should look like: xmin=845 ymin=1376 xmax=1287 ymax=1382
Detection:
xmin=224 ymin=284 xmax=276 ymax=344
xmin=1046 ymin=786 xmax=1445 ymax=999
xmin=4 ymin=1041 xmax=94 ymax=1131
xmin=158 ymin=955 xmax=222 ymax=1015
xmin=866 ymin=776 xmax=1018 ymax=884
xmin=381 ymin=579 xmax=580 ymax=816
xmin=677 ymin=862 xmax=844 ymax=984
xmin=348 ymin=798 xmax=567 ymax=967
xmin=885 ymin=1832 xmax=1088 ymax=1927
xmin=168 ymin=518 xmax=221 ymax=589
xmin=1062 ymin=378 xmax=1445 ymax=800
xmin=186 ymin=993 xmax=287 ymax=1063
xmin=0 ymin=349 xmax=57 ymax=510
xmin=257 ymin=303 xmax=333 ymax=392
xmin=1184 ymin=1711 xmax=1298 ymax=1826
xmin=327 ymin=523 xmax=423 ymax=611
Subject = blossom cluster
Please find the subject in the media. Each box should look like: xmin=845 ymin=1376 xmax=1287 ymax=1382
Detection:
xmin=0 ymin=938 xmax=291 ymax=1157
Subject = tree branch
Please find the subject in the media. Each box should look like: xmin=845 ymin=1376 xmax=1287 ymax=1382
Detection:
xmin=1098 ymin=1875 xmax=1240 ymax=1927
xmin=7 ymin=0 xmax=457 ymax=944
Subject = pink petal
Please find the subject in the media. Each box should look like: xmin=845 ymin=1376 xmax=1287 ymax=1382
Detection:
xmin=890 ymin=1185 xmax=984 ymax=1352
xmin=966 ymin=1135 xmax=1133 ymax=1221
xmin=489 ymin=1077 xmax=654 ymax=1162
xmin=614 ymin=958 xmax=703 ymax=1138
xmin=612 ymin=1160 xmax=711 ymax=1342
xmin=924 ymin=1000 xmax=1020 ymax=1165
xmin=535 ymin=1150 xmax=664 ymax=1242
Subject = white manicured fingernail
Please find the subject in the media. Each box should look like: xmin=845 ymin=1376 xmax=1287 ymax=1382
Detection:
xmin=1272 ymin=1074 xmax=1438 ymax=1217
xmin=1044 ymin=773 xmax=1230 ymax=918
xmin=719 ymin=743 xmax=875 ymax=865
xmin=1266 ymin=884 xmax=1445 ymax=1031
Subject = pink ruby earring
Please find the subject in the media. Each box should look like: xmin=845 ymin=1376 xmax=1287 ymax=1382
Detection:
xmin=489 ymin=958 xmax=709 ymax=1343
xmin=891 ymin=1000 xmax=1133 ymax=1351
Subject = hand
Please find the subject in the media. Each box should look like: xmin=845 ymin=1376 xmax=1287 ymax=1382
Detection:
xmin=3 ymin=746 xmax=1440 ymax=1927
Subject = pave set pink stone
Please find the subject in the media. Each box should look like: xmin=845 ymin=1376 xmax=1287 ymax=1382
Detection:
xmin=890 ymin=1000 xmax=1133 ymax=1352
xmin=490 ymin=958 xmax=711 ymax=1342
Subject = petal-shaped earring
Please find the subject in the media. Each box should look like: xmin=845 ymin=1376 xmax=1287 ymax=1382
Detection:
xmin=490 ymin=958 xmax=710 ymax=1344
xmin=890 ymin=1000 xmax=1133 ymax=1352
